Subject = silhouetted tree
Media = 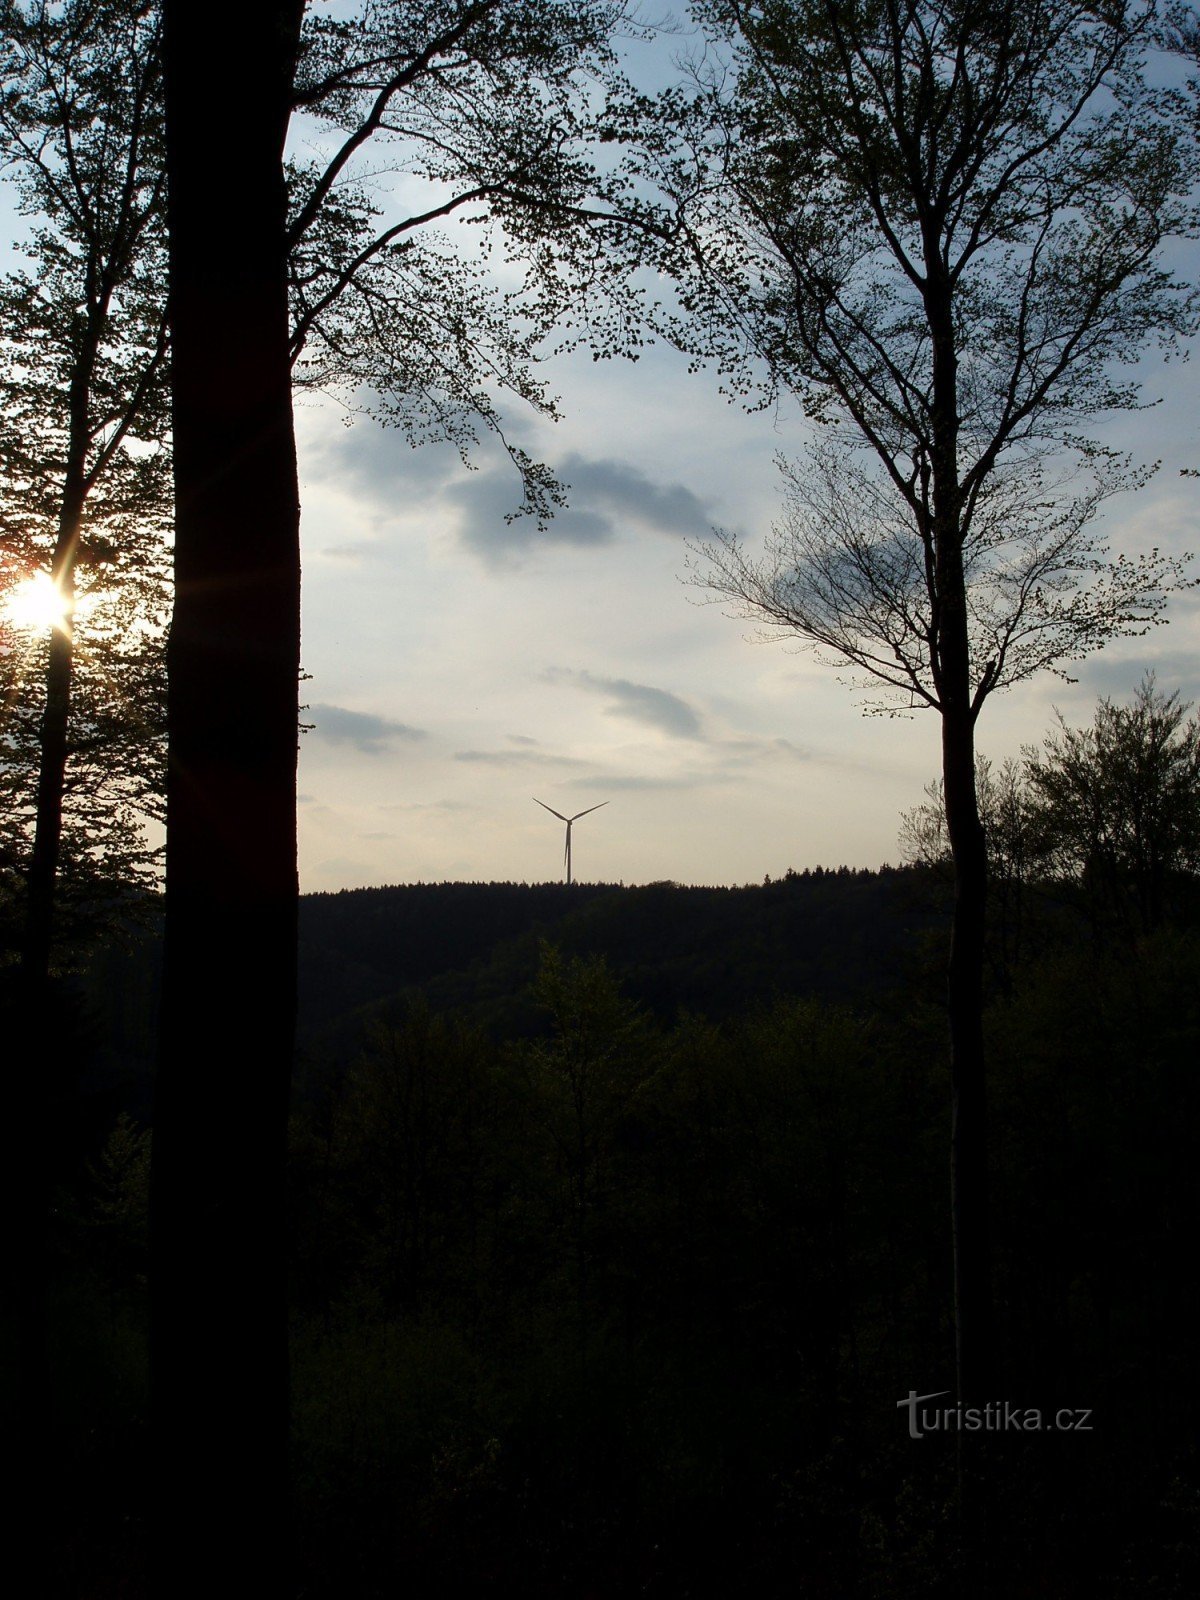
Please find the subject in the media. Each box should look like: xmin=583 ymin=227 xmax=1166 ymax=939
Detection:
xmin=899 ymin=755 xmax=1034 ymax=983
xmin=521 ymin=943 xmax=653 ymax=1318
xmin=0 ymin=0 xmax=170 ymax=987
xmin=152 ymin=3 xmax=304 ymax=1590
xmin=0 ymin=0 xmax=169 ymax=1546
xmin=645 ymin=0 xmax=1199 ymax=1404
xmin=1025 ymin=673 xmax=1200 ymax=934
xmin=283 ymin=0 xmax=652 ymax=515
xmin=152 ymin=2 xmax=653 ymax=1587
xmin=901 ymin=678 xmax=1200 ymax=948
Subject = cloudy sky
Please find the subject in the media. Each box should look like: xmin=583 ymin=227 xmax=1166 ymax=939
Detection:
xmin=6 ymin=13 xmax=1197 ymax=894
xmin=295 ymin=320 xmax=1200 ymax=891
xmin=281 ymin=10 xmax=1200 ymax=893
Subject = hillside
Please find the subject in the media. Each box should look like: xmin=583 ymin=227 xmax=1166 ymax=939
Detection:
xmin=295 ymin=866 xmax=948 ymax=1051
xmin=63 ymin=868 xmax=949 ymax=1131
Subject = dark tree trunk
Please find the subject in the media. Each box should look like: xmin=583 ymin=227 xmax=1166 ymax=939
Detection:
xmin=22 ymin=563 xmax=77 ymax=985
xmin=13 ymin=378 xmax=89 ymax=1546
xmin=925 ymin=262 xmax=995 ymax=1412
xmin=942 ymin=703 xmax=994 ymax=1406
xmin=936 ymin=518 xmax=996 ymax=1551
xmin=22 ymin=308 xmax=105 ymax=980
xmin=152 ymin=5 xmax=304 ymax=1590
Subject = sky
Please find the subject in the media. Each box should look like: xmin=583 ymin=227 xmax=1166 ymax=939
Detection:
xmin=291 ymin=16 xmax=1200 ymax=892
xmin=5 ymin=9 xmax=1198 ymax=894
xmin=294 ymin=329 xmax=1200 ymax=893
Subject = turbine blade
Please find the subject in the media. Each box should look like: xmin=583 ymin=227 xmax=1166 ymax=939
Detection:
xmin=568 ymin=801 xmax=609 ymax=822
xmin=533 ymin=796 xmax=569 ymax=822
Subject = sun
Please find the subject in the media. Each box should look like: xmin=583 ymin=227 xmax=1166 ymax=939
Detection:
xmin=3 ymin=570 xmax=73 ymax=635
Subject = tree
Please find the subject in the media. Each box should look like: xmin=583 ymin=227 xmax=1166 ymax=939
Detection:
xmin=0 ymin=0 xmax=170 ymax=976
xmin=0 ymin=2 xmax=646 ymax=1574
xmin=282 ymin=0 xmax=653 ymax=515
xmin=152 ymin=2 xmax=303 ymax=1587
xmin=522 ymin=942 xmax=653 ymax=1320
xmin=1025 ymin=673 xmax=1200 ymax=934
xmin=902 ymin=676 xmax=1200 ymax=944
xmin=153 ymin=2 xmax=647 ymax=1587
xmin=2 ymin=0 xmax=650 ymax=1000
xmin=0 ymin=0 xmax=169 ymax=1546
xmin=640 ymin=0 xmax=1199 ymax=1404
xmin=899 ymin=753 xmax=1034 ymax=984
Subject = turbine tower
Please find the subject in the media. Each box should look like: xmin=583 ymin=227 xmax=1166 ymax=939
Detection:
xmin=533 ymin=798 xmax=608 ymax=886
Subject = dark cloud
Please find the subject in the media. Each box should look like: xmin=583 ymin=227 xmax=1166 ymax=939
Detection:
xmin=450 ymin=469 xmax=613 ymax=562
xmin=556 ymin=452 xmax=713 ymax=540
xmin=546 ymin=668 xmax=704 ymax=739
xmin=309 ymin=702 xmax=428 ymax=754
xmin=507 ymin=733 xmax=540 ymax=746
xmin=454 ymin=453 xmax=715 ymax=564
xmin=312 ymin=415 xmax=715 ymax=567
xmin=308 ymin=415 xmax=462 ymax=503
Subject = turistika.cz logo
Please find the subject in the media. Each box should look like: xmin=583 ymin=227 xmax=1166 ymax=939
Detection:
xmin=897 ymin=1391 xmax=1094 ymax=1439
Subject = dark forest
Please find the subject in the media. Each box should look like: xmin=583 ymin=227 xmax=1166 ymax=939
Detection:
xmin=16 ymin=810 xmax=1200 ymax=1594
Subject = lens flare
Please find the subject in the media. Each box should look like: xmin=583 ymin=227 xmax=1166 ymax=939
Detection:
xmin=3 ymin=571 xmax=73 ymax=634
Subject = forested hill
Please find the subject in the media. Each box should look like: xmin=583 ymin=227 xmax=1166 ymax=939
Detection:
xmin=72 ymin=867 xmax=946 ymax=1123
xmin=296 ymin=867 xmax=946 ymax=1044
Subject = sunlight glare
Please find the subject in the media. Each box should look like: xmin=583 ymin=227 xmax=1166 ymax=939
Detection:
xmin=3 ymin=571 xmax=73 ymax=634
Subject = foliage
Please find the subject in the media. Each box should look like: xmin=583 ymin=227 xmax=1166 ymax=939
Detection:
xmin=655 ymin=0 xmax=1200 ymax=711
xmin=86 ymin=1111 xmax=151 ymax=1280
xmin=313 ymin=995 xmax=503 ymax=1314
xmin=285 ymin=0 xmax=656 ymax=522
xmin=900 ymin=755 xmax=1028 ymax=877
xmin=0 ymin=0 xmax=664 ymax=968
xmin=517 ymin=944 xmax=656 ymax=1306
xmin=1025 ymin=671 xmax=1200 ymax=931
xmin=0 ymin=0 xmax=171 ymax=963
xmin=634 ymin=0 xmax=1200 ymax=1398
xmin=293 ymin=868 xmax=942 ymax=1046
xmin=697 ymin=439 xmax=1184 ymax=713
xmin=284 ymin=932 xmax=1200 ymax=1592
xmin=901 ymin=676 xmax=1200 ymax=930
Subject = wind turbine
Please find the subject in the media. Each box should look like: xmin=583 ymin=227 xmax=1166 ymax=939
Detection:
xmin=533 ymin=797 xmax=608 ymax=885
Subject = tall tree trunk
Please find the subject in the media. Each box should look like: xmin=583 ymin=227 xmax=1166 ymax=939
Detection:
xmin=22 ymin=561 xmax=77 ymax=985
xmin=22 ymin=314 xmax=97 ymax=985
xmin=942 ymin=702 xmax=993 ymax=1407
xmin=13 ymin=379 xmax=89 ymax=1550
xmin=152 ymin=5 xmax=304 ymax=1591
xmin=925 ymin=262 xmax=995 ymax=1411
